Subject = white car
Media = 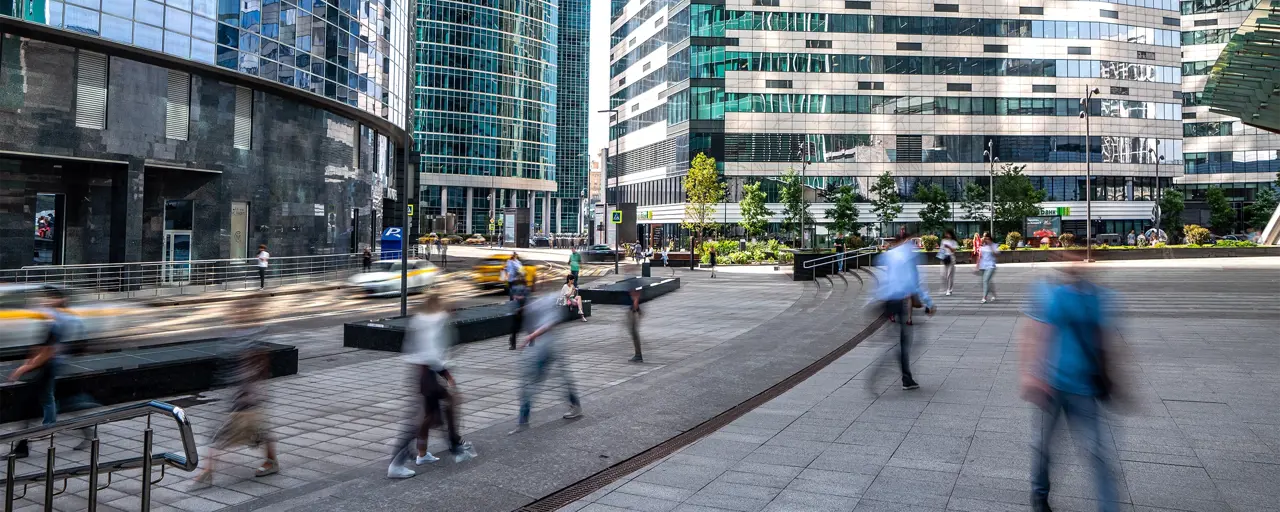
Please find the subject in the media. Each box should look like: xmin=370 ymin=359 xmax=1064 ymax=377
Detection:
xmin=0 ymin=284 xmax=134 ymax=351
xmin=348 ymin=259 xmax=440 ymax=297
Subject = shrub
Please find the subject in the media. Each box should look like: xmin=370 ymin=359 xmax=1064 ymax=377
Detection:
xmin=998 ymin=244 xmax=1011 ymax=251
xmin=1184 ymin=224 xmax=1211 ymax=245
xmin=919 ymin=235 xmax=940 ymax=251
xmin=1215 ymin=239 xmax=1258 ymax=248
xmin=778 ymin=250 xmax=794 ymax=264
xmin=1058 ymin=233 xmax=1075 ymax=247
xmin=1153 ymin=242 xmax=1167 ymax=248
xmin=961 ymin=237 xmax=974 ymax=250
xmin=1005 ymin=231 xmax=1023 ymax=248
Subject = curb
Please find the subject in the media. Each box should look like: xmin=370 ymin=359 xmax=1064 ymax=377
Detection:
xmin=145 ymin=283 xmax=349 ymax=307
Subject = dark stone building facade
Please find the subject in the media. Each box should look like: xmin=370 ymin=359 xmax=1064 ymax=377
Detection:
xmin=0 ymin=31 xmax=401 ymax=269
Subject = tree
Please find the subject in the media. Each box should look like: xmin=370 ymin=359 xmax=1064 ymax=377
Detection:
xmin=992 ymin=163 xmax=1044 ymax=236
xmin=959 ymin=181 xmax=990 ymax=228
xmin=1205 ymin=186 xmax=1235 ymax=234
xmin=824 ymin=185 xmax=861 ymax=241
xmin=1245 ymin=185 xmax=1279 ymax=231
xmin=683 ymin=152 xmax=724 ymax=259
xmin=778 ymin=169 xmax=812 ymax=245
xmin=869 ymin=171 xmax=903 ymax=237
xmin=738 ymin=180 xmax=772 ymax=239
xmin=913 ymin=183 xmax=950 ymax=236
xmin=1159 ymin=188 xmax=1185 ymax=240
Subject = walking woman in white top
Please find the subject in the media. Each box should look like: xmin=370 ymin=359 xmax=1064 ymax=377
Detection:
xmin=938 ymin=231 xmax=959 ymax=296
xmin=978 ymin=234 xmax=1000 ymax=303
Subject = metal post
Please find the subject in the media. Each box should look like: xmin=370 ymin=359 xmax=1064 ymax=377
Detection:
xmin=6 ymin=451 xmax=15 ymax=512
xmin=1154 ymin=142 xmax=1163 ymax=240
xmin=43 ymin=444 xmax=53 ymax=512
xmin=141 ymin=428 xmax=153 ymax=511
xmin=400 ymin=10 xmax=416 ymax=317
xmin=1080 ymin=86 xmax=1099 ymax=262
xmin=88 ymin=437 xmax=100 ymax=512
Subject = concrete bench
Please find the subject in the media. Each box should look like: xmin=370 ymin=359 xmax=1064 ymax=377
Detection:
xmin=343 ymin=299 xmax=593 ymax=353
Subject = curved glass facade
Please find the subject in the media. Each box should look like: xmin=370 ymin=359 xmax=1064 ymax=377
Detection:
xmin=413 ymin=0 xmax=559 ymax=233
xmin=1 ymin=0 xmax=410 ymax=128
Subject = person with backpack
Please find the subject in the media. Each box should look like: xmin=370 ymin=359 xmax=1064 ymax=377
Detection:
xmin=1021 ymin=257 xmax=1121 ymax=512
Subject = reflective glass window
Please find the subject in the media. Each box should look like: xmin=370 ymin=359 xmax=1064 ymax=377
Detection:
xmin=166 ymin=5 xmax=192 ymax=33
xmin=164 ymin=30 xmax=191 ymax=58
xmin=135 ymin=21 xmax=164 ymax=50
xmin=101 ymin=14 xmax=133 ymax=43
xmin=137 ymin=0 xmax=164 ymax=25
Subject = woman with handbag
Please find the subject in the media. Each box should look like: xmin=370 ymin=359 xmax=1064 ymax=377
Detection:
xmin=1020 ymin=258 xmax=1120 ymax=512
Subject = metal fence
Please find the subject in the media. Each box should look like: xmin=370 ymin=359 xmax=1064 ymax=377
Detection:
xmin=0 ymin=250 xmax=425 ymax=301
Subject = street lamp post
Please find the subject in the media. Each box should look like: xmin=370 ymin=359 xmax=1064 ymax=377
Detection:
xmin=797 ymin=142 xmax=813 ymax=250
xmin=598 ymin=108 xmax=621 ymax=274
xmin=982 ymin=140 xmax=998 ymax=238
xmin=1079 ymin=86 xmax=1101 ymax=262
xmin=1150 ymin=144 xmax=1165 ymax=241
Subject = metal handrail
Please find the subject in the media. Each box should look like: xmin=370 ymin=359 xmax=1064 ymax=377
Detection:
xmin=802 ymin=247 xmax=879 ymax=269
xmin=4 ymin=400 xmax=198 ymax=511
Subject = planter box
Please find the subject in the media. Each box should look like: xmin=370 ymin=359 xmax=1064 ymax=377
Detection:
xmin=579 ymin=277 xmax=680 ymax=305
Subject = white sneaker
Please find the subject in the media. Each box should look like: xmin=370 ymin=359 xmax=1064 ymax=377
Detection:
xmin=415 ymin=452 xmax=439 ymax=465
xmin=387 ymin=464 xmax=416 ymax=479
xmin=508 ymin=423 xmax=529 ymax=435
xmin=563 ymin=405 xmax=583 ymax=419
xmin=980 ymin=299 xmax=988 ymax=304
xmin=453 ymin=442 xmax=477 ymax=463
xmin=944 ymin=290 xmax=952 ymax=296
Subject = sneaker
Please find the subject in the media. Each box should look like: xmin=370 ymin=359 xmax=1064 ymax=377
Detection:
xmin=980 ymin=299 xmax=988 ymax=304
xmin=945 ymin=290 xmax=952 ymax=296
xmin=563 ymin=405 xmax=583 ymax=419
xmin=508 ymin=423 xmax=530 ymax=435
xmin=387 ymin=464 xmax=416 ymax=479
xmin=629 ymin=355 xmax=643 ymax=363
xmin=254 ymin=459 xmax=280 ymax=477
xmin=453 ymin=442 xmax=477 ymax=463
xmin=1032 ymin=496 xmax=1053 ymax=512
xmin=902 ymin=381 xmax=921 ymax=390
xmin=581 ymin=316 xmax=588 ymax=322
xmin=415 ymin=452 xmax=440 ymax=465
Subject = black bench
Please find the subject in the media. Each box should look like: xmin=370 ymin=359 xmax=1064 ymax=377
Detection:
xmin=577 ymin=276 xmax=681 ymax=305
xmin=343 ymin=299 xmax=593 ymax=353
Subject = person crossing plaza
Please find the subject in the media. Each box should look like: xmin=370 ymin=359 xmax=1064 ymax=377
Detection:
xmin=508 ymin=292 xmax=583 ymax=435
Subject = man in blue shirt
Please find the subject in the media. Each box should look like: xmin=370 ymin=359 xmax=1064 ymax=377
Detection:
xmin=874 ymin=232 xmax=935 ymax=390
xmin=7 ymin=287 xmax=92 ymax=458
xmin=1020 ymin=260 xmax=1120 ymax=512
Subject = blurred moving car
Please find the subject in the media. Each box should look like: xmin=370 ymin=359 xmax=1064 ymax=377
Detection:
xmin=0 ymin=284 xmax=135 ymax=351
xmin=472 ymin=254 xmax=537 ymax=289
xmin=347 ymin=259 xmax=440 ymax=297
xmin=583 ymin=244 xmax=618 ymax=262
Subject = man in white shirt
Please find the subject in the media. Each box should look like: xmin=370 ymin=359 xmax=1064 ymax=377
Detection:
xmin=255 ymin=245 xmax=269 ymax=289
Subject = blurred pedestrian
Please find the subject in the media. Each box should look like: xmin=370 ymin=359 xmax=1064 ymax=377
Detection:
xmin=873 ymin=231 xmax=935 ymax=390
xmin=568 ymin=246 xmax=581 ymax=284
xmin=971 ymin=232 xmax=983 ymax=269
xmin=938 ymin=231 xmax=958 ymax=296
xmin=387 ymin=294 xmax=477 ymax=479
xmin=709 ymin=246 xmax=718 ymax=278
xmin=7 ymin=286 xmax=93 ymax=459
xmin=1127 ymin=229 xmax=1136 ymax=246
xmin=1020 ymin=257 xmax=1120 ymax=512
xmin=661 ymin=245 xmax=671 ymax=275
xmin=979 ymin=234 xmax=1000 ymax=303
xmin=509 ymin=293 xmax=583 ymax=435
xmin=256 ymin=244 xmax=270 ymax=289
xmin=362 ymin=248 xmax=373 ymax=272
xmin=505 ymin=253 xmax=528 ymax=350
xmin=628 ymin=289 xmax=643 ymax=362
xmin=194 ymin=299 xmax=278 ymax=487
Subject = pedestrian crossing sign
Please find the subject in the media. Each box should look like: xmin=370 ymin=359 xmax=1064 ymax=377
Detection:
xmin=611 ymin=211 xmax=622 ymax=224
xmin=406 ymin=204 xmax=414 ymax=216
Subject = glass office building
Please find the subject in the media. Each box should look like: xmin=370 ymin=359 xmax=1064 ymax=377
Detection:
xmin=553 ymin=0 xmax=591 ymax=234
xmin=412 ymin=0 xmax=561 ymax=237
xmin=0 ymin=0 xmax=409 ymax=269
xmin=1180 ymin=0 xmax=1280 ymax=226
xmin=608 ymin=0 xmax=1186 ymax=244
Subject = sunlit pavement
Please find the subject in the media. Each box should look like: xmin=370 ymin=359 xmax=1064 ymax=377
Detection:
xmin=5 ymin=262 xmax=1280 ymax=511
xmin=570 ymin=264 xmax=1280 ymax=512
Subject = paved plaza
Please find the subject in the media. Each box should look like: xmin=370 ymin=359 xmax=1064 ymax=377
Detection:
xmin=4 ymin=259 xmax=1280 ymax=512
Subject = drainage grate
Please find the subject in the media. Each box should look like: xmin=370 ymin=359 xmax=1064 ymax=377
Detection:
xmin=515 ymin=315 xmax=890 ymax=512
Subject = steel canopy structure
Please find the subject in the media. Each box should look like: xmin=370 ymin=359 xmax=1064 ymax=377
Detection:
xmin=1205 ymin=0 xmax=1280 ymax=134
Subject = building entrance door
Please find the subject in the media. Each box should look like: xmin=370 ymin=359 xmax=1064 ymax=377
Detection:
xmin=162 ymin=231 xmax=192 ymax=284
xmin=33 ymin=193 xmax=64 ymax=265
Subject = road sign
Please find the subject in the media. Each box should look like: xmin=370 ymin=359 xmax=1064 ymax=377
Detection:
xmin=611 ymin=211 xmax=622 ymax=224
xmin=406 ymin=204 xmax=414 ymax=216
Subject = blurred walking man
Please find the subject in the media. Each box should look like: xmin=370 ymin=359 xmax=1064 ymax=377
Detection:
xmin=1021 ymin=256 xmax=1120 ymax=512
xmin=7 ymin=286 xmax=93 ymax=458
xmin=627 ymin=289 xmax=643 ymax=362
xmin=509 ymin=293 xmax=582 ymax=434
xmin=873 ymin=232 xmax=935 ymax=390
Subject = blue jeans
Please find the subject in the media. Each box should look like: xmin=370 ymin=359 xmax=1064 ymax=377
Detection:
xmin=38 ymin=366 xmax=58 ymax=425
xmin=1031 ymin=389 xmax=1119 ymax=511
xmin=517 ymin=343 xmax=579 ymax=424
xmin=981 ymin=268 xmax=996 ymax=298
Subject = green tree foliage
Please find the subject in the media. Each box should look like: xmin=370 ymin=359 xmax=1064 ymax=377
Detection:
xmin=1205 ymin=186 xmax=1235 ymax=234
xmin=737 ymin=180 xmax=773 ymax=239
xmin=913 ymin=183 xmax=950 ymax=236
xmin=682 ymin=152 xmax=724 ymax=249
xmin=823 ymin=185 xmax=861 ymax=241
xmin=959 ymin=181 xmax=990 ymax=227
xmin=993 ymin=164 xmax=1045 ymax=236
xmin=1245 ymin=185 xmax=1279 ymax=230
xmin=1159 ymin=188 xmax=1185 ymax=240
xmin=1184 ymin=224 xmax=1211 ymax=245
xmin=779 ymin=169 xmax=812 ymax=243
xmin=869 ymin=171 xmax=903 ymax=236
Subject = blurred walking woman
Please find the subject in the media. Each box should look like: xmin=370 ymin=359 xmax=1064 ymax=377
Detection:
xmin=938 ymin=231 xmax=958 ymax=296
xmin=978 ymin=234 xmax=1000 ymax=303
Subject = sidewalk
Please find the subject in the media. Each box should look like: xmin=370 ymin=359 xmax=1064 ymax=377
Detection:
xmin=570 ymin=265 xmax=1280 ymax=512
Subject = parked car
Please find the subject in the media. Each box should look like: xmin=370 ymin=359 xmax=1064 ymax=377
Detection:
xmin=583 ymin=244 xmax=618 ymax=261
xmin=464 ymin=234 xmax=487 ymax=245
xmin=347 ymin=259 xmax=439 ymax=297
xmin=0 ymin=284 xmax=137 ymax=351
xmin=472 ymin=254 xmax=538 ymax=289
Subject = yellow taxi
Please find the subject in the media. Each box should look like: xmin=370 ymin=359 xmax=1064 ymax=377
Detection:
xmin=0 ymin=284 xmax=133 ymax=351
xmin=472 ymin=254 xmax=537 ymax=289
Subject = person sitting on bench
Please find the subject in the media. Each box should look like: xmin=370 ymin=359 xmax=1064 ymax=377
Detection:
xmin=560 ymin=276 xmax=587 ymax=322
